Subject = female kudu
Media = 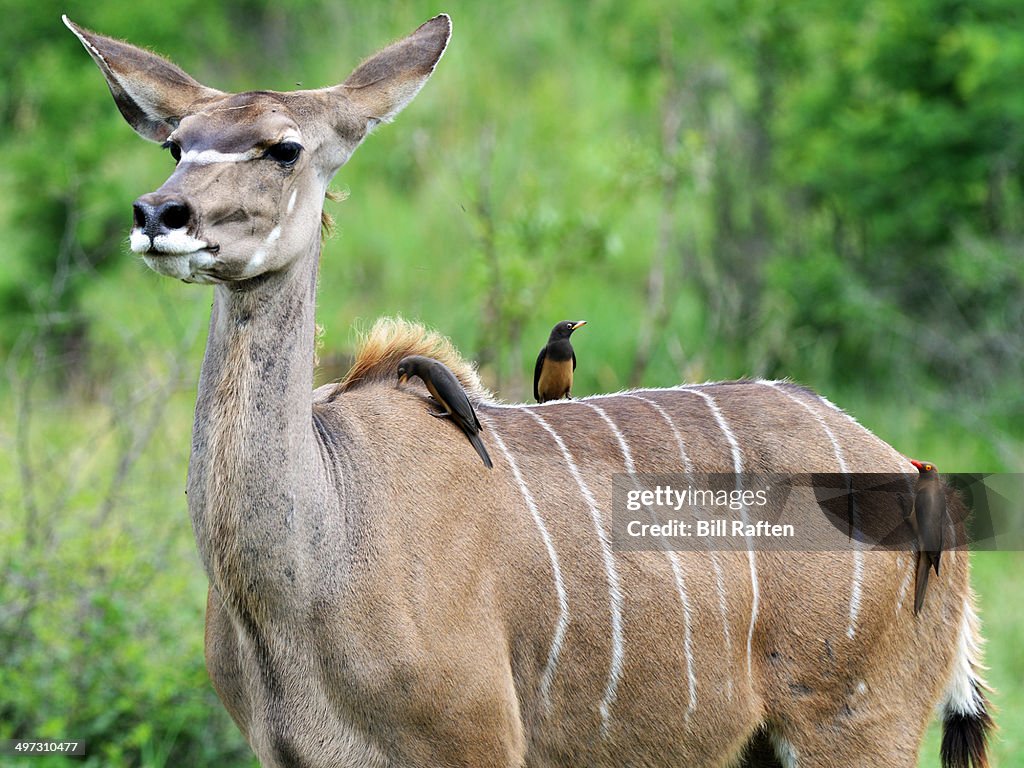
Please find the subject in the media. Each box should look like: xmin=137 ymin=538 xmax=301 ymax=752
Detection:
xmin=67 ymin=13 xmax=990 ymax=768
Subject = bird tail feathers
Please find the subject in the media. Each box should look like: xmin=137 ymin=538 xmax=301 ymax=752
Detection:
xmin=468 ymin=432 xmax=493 ymax=469
xmin=914 ymin=550 xmax=930 ymax=616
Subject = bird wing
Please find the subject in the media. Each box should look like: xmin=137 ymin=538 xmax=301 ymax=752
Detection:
xmin=920 ymin=483 xmax=945 ymax=557
xmin=432 ymin=368 xmax=482 ymax=434
xmin=426 ymin=369 xmax=490 ymax=467
xmin=533 ymin=348 xmax=547 ymax=402
xmin=910 ymin=477 xmax=946 ymax=578
xmin=572 ymin=350 xmax=577 ymax=371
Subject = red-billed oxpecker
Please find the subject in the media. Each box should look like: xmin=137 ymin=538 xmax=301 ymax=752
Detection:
xmin=909 ymin=459 xmax=946 ymax=615
xmin=397 ymin=355 xmax=493 ymax=469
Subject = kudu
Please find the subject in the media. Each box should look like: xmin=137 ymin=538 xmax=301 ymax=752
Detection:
xmin=68 ymin=14 xmax=991 ymax=768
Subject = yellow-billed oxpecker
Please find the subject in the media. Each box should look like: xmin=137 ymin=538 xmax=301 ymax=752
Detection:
xmin=397 ymin=355 xmax=493 ymax=469
xmin=534 ymin=320 xmax=587 ymax=403
xmin=909 ymin=459 xmax=946 ymax=615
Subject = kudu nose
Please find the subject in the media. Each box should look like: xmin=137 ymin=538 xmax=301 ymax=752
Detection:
xmin=133 ymin=195 xmax=192 ymax=239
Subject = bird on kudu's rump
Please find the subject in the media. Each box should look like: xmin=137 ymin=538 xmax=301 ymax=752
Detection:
xmin=534 ymin=320 xmax=586 ymax=403
xmin=909 ymin=459 xmax=946 ymax=615
xmin=397 ymin=354 xmax=493 ymax=469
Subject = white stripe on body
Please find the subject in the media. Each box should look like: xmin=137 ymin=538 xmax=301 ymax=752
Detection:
xmin=760 ymin=381 xmax=863 ymax=640
xmin=584 ymin=402 xmax=698 ymax=719
xmin=522 ymin=407 xmax=624 ymax=735
xmin=622 ymin=394 xmax=734 ymax=701
xmin=484 ymin=419 xmax=570 ymax=711
xmin=677 ymin=386 xmax=760 ymax=687
xmin=624 ymin=394 xmax=696 ymax=475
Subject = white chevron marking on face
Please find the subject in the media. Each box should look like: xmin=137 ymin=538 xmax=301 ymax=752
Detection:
xmin=178 ymin=148 xmax=261 ymax=165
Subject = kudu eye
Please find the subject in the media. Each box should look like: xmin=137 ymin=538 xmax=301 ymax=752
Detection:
xmin=162 ymin=140 xmax=182 ymax=164
xmin=265 ymin=141 xmax=302 ymax=166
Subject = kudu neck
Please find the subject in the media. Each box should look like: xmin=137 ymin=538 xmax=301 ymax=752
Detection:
xmin=206 ymin=241 xmax=320 ymax=405
xmin=188 ymin=237 xmax=326 ymax=611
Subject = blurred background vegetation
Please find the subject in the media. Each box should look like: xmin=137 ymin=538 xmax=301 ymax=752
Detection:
xmin=1 ymin=0 xmax=1021 ymax=765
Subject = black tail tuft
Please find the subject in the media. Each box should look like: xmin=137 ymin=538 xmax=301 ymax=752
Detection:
xmin=941 ymin=686 xmax=993 ymax=768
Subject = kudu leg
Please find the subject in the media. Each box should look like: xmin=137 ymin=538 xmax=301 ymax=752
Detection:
xmin=204 ymin=586 xmax=252 ymax=738
xmin=765 ymin=702 xmax=926 ymax=767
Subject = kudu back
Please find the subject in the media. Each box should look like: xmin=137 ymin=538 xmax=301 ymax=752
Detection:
xmin=68 ymin=14 xmax=991 ymax=768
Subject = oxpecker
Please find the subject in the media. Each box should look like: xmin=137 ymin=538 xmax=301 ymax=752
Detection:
xmin=534 ymin=320 xmax=586 ymax=403
xmin=397 ymin=355 xmax=493 ymax=469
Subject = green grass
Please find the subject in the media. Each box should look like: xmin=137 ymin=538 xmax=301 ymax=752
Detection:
xmin=968 ymin=552 xmax=1024 ymax=764
xmin=917 ymin=552 xmax=1023 ymax=767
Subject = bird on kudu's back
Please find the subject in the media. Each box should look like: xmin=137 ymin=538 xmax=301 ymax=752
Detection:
xmin=534 ymin=320 xmax=586 ymax=403
xmin=909 ymin=459 xmax=946 ymax=615
xmin=396 ymin=355 xmax=493 ymax=469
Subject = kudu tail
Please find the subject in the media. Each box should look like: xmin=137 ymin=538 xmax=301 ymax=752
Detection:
xmin=941 ymin=698 xmax=993 ymax=768
xmin=940 ymin=597 xmax=993 ymax=768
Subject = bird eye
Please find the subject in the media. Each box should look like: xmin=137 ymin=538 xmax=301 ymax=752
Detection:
xmin=265 ymin=141 xmax=302 ymax=166
xmin=162 ymin=140 xmax=182 ymax=164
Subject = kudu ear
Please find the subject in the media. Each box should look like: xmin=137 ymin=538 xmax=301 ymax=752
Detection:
xmin=63 ymin=16 xmax=222 ymax=143
xmin=337 ymin=14 xmax=451 ymax=132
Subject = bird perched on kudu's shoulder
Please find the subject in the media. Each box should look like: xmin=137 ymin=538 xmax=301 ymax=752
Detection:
xmin=396 ymin=355 xmax=493 ymax=469
xmin=909 ymin=459 xmax=946 ymax=615
xmin=534 ymin=320 xmax=586 ymax=403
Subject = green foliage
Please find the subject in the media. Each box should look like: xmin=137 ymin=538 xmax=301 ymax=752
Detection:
xmin=0 ymin=342 xmax=254 ymax=766
xmin=1 ymin=1 xmax=1022 ymax=766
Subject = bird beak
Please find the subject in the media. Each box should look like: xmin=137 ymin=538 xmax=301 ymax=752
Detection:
xmin=571 ymin=320 xmax=587 ymax=330
xmin=396 ymin=374 xmax=408 ymax=388
xmin=909 ymin=459 xmax=923 ymax=470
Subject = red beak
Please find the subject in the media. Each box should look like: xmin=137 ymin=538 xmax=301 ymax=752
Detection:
xmin=909 ymin=459 xmax=924 ymax=470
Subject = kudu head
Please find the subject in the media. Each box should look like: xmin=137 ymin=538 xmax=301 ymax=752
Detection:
xmin=65 ymin=14 xmax=450 ymax=284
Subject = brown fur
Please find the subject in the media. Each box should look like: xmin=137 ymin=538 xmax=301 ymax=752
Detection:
xmin=335 ymin=316 xmax=491 ymax=399
xmin=320 ymin=188 xmax=348 ymax=240
xmin=72 ymin=14 xmax=991 ymax=768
